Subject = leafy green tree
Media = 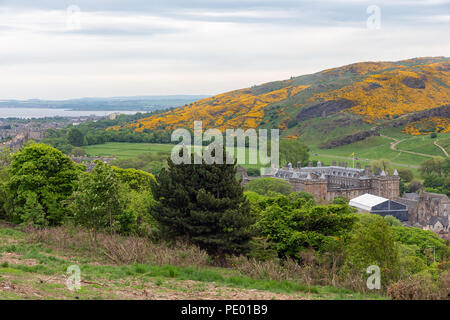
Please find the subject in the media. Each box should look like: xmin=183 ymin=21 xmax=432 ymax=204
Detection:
xmin=279 ymin=140 xmax=309 ymax=167
xmin=370 ymin=159 xmax=393 ymax=174
xmin=112 ymin=166 xmax=156 ymax=191
xmin=332 ymin=196 xmax=348 ymax=205
xmin=244 ymin=177 xmax=293 ymax=196
xmin=397 ymin=168 xmax=414 ymax=183
xmin=20 ymin=191 xmax=46 ymax=226
xmin=257 ymin=196 xmax=357 ymax=259
xmin=419 ymin=157 xmax=445 ymax=177
xmin=391 ymin=225 xmax=449 ymax=263
xmin=151 ymin=150 xmax=255 ymax=260
xmin=68 ymin=128 xmax=85 ymax=147
xmin=0 ymin=148 xmax=12 ymax=219
xmin=69 ymin=161 xmax=126 ymax=238
xmin=344 ymin=214 xmax=400 ymax=281
xmin=7 ymin=143 xmax=81 ymax=225
xmin=384 ymin=215 xmax=402 ymax=227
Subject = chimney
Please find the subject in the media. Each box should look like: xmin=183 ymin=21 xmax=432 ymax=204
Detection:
xmin=356 ymin=162 xmax=361 ymax=169
xmin=364 ymin=165 xmax=371 ymax=176
xmin=297 ymin=161 xmax=302 ymax=169
xmin=344 ymin=162 xmax=348 ymax=168
xmin=332 ymin=160 xmax=337 ymax=166
xmin=308 ymin=161 xmax=313 ymax=167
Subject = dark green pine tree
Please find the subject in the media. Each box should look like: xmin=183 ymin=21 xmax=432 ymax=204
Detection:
xmin=151 ymin=146 xmax=254 ymax=260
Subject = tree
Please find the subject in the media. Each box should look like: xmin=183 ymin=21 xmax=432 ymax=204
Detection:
xmin=397 ymin=169 xmax=414 ymax=183
xmin=370 ymin=159 xmax=393 ymax=174
xmin=279 ymin=139 xmax=309 ymax=167
xmin=70 ymin=147 xmax=86 ymax=157
xmin=244 ymin=177 xmax=293 ymax=196
xmin=419 ymin=157 xmax=445 ymax=177
xmin=0 ymin=148 xmax=12 ymax=219
xmin=68 ymin=128 xmax=85 ymax=147
xmin=332 ymin=196 xmax=348 ymax=205
xmin=384 ymin=215 xmax=402 ymax=227
xmin=257 ymin=196 xmax=357 ymax=260
xmin=69 ymin=161 xmax=126 ymax=239
xmin=151 ymin=149 xmax=255 ymax=260
xmin=7 ymin=143 xmax=81 ymax=225
xmin=344 ymin=214 xmax=400 ymax=281
xmin=408 ymin=180 xmax=423 ymax=193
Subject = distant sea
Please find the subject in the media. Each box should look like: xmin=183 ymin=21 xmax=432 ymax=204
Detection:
xmin=0 ymin=108 xmax=138 ymax=119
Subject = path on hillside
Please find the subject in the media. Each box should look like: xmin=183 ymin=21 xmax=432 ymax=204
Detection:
xmin=434 ymin=140 xmax=449 ymax=157
xmin=380 ymin=134 xmax=436 ymax=158
xmin=314 ymin=153 xmax=419 ymax=169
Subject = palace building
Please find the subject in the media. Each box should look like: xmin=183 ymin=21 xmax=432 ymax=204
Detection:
xmin=259 ymin=160 xmax=400 ymax=203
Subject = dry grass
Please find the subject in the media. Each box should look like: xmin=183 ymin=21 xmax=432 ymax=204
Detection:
xmin=27 ymin=226 xmax=211 ymax=268
xmin=387 ymin=271 xmax=450 ymax=300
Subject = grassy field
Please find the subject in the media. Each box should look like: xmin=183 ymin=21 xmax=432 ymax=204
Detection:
xmin=84 ymin=143 xmax=267 ymax=170
xmin=83 ymin=128 xmax=449 ymax=178
xmin=0 ymin=224 xmax=386 ymax=300
xmin=84 ymin=143 xmax=174 ymax=159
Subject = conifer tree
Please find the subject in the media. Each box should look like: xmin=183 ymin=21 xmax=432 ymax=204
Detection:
xmin=151 ymin=147 xmax=254 ymax=260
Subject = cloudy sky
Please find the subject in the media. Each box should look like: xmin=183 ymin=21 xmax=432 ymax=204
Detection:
xmin=0 ymin=0 xmax=449 ymax=100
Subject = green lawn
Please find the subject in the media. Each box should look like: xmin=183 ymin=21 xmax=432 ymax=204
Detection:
xmin=84 ymin=142 xmax=267 ymax=170
xmin=84 ymin=143 xmax=174 ymax=159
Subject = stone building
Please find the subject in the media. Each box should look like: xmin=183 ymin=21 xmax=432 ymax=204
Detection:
xmin=398 ymin=191 xmax=450 ymax=233
xmin=259 ymin=160 xmax=400 ymax=203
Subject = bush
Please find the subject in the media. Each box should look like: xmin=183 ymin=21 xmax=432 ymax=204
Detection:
xmin=244 ymin=177 xmax=293 ymax=196
xmin=246 ymin=168 xmax=261 ymax=177
xmin=384 ymin=215 xmax=402 ymax=227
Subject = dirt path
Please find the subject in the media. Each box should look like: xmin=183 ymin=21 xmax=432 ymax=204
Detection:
xmin=434 ymin=140 xmax=449 ymax=157
xmin=380 ymin=134 xmax=435 ymax=159
xmin=0 ymin=272 xmax=307 ymax=300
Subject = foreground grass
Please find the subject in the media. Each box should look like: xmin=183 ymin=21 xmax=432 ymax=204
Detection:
xmin=0 ymin=226 xmax=386 ymax=300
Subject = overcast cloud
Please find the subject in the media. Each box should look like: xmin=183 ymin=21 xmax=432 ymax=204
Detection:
xmin=0 ymin=0 xmax=449 ymax=99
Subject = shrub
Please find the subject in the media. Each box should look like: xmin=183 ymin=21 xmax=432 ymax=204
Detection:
xmin=244 ymin=177 xmax=293 ymax=196
xmin=384 ymin=215 xmax=402 ymax=227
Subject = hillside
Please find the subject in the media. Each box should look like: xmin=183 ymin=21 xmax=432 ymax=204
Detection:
xmin=0 ymin=223 xmax=383 ymax=300
xmin=124 ymin=57 xmax=449 ymax=138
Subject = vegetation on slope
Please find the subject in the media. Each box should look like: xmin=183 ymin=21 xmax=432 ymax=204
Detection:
xmin=120 ymin=57 xmax=449 ymax=141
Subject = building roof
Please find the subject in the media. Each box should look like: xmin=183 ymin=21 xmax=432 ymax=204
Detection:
xmin=349 ymin=193 xmax=388 ymax=211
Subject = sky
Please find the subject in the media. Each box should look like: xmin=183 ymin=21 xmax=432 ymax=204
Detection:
xmin=0 ymin=0 xmax=449 ymax=100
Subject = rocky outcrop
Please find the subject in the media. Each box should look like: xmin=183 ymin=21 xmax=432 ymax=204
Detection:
xmin=319 ymin=129 xmax=380 ymax=149
xmin=296 ymin=98 xmax=357 ymax=121
xmin=401 ymin=76 xmax=426 ymax=89
xmin=389 ymin=104 xmax=450 ymax=128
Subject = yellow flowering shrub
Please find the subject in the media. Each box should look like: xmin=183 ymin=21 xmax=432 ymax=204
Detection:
xmin=403 ymin=117 xmax=450 ymax=135
xmin=124 ymin=85 xmax=310 ymax=131
xmin=313 ymin=62 xmax=450 ymax=122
